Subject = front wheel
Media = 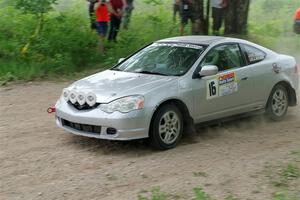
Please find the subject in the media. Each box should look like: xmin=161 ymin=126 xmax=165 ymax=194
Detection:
xmin=149 ymin=104 xmax=183 ymax=150
xmin=266 ymin=84 xmax=289 ymax=121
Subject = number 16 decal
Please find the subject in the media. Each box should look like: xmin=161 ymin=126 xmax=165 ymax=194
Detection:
xmin=207 ymin=78 xmax=219 ymax=99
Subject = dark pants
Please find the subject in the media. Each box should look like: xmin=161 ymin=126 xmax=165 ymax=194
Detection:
xmin=108 ymin=16 xmax=122 ymax=41
xmin=294 ymin=20 xmax=300 ymax=34
xmin=212 ymin=7 xmax=224 ymax=32
xmin=173 ymin=4 xmax=180 ymax=21
xmin=123 ymin=6 xmax=134 ymax=29
xmin=89 ymin=2 xmax=97 ymax=30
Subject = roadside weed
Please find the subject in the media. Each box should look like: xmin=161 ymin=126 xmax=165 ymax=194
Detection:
xmin=282 ymin=164 xmax=299 ymax=180
xmin=138 ymin=187 xmax=167 ymax=200
xmin=193 ymin=172 xmax=208 ymax=178
xmin=193 ymin=187 xmax=214 ymax=200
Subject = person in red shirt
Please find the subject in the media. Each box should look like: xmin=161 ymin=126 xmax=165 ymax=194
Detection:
xmin=94 ymin=0 xmax=113 ymax=52
xmin=108 ymin=0 xmax=126 ymax=41
xmin=294 ymin=7 xmax=300 ymax=34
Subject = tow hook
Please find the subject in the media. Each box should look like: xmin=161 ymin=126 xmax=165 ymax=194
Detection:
xmin=47 ymin=106 xmax=56 ymax=114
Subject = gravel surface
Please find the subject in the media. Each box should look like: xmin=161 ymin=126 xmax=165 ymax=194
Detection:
xmin=1 ymin=82 xmax=300 ymax=200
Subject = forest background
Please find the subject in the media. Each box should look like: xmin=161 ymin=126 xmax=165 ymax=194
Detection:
xmin=0 ymin=0 xmax=299 ymax=84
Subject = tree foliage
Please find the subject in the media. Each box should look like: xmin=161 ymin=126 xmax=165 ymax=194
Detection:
xmin=15 ymin=0 xmax=58 ymax=15
xmin=143 ymin=0 xmax=162 ymax=6
xmin=14 ymin=0 xmax=58 ymax=55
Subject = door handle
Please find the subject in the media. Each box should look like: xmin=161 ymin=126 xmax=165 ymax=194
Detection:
xmin=241 ymin=77 xmax=248 ymax=81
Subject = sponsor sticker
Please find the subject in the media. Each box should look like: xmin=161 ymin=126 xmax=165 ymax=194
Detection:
xmin=155 ymin=43 xmax=203 ymax=50
xmin=206 ymin=78 xmax=219 ymax=99
xmin=207 ymin=72 xmax=238 ymax=99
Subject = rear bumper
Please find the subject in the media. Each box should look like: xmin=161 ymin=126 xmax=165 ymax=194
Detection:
xmin=55 ymin=99 xmax=150 ymax=140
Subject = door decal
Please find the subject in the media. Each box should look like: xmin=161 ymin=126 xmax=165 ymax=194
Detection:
xmin=206 ymin=78 xmax=219 ymax=99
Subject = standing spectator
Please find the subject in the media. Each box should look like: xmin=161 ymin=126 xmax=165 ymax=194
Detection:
xmin=192 ymin=0 xmax=205 ymax=34
xmin=173 ymin=0 xmax=180 ymax=22
xmin=87 ymin=0 xmax=98 ymax=30
xmin=123 ymin=0 xmax=134 ymax=29
xmin=211 ymin=0 xmax=227 ymax=35
xmin=179 ymin=0 xmax=195 ymax=35
xmin=94 ymin=0 xmax=112 ymax=52
xmin=294 ymin=7 xmax=300 ymax=34
xmin=108 ymin=0 xmax=126 ymax=41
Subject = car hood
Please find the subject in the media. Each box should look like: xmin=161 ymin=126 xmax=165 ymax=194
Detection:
xmin=68 ymin=70 xmax=178 ymax=103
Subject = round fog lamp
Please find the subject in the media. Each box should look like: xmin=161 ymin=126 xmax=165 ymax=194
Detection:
xmin=86 ymin=92 xmax=97 ymax=107
xmin=77 ymin=92 xmax=86 ymax=106
xmin=62 ymin=89 xmax=70 ymax=102
xmin=69 ymin=91 xmax=77 ymax=104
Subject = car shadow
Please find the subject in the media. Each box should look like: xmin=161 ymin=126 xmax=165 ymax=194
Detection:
xmin=66 ymin=112 xmax=293 ymax=153
xmin=67 ymin=135 xmax=153 ymax=156
xmin=180 ymin=114 xmax=270 ymax=145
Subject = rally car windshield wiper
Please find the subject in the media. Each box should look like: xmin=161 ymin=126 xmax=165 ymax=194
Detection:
xmin=111 ymin=68 xmax=121 ymax=71
xmin=136 ymin=70 xmax=168 ymax=76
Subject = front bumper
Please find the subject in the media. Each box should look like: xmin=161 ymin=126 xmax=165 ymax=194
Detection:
xmin=55 ymin=99 xmax=150 ymax=140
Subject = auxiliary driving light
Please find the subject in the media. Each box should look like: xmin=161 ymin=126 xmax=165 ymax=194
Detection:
xmin=62 ymin=89 xmax=70 ymax=102
xmin=69 ymin=91 xmax=77 ymax=104
xmin=77 ymin=92 xmax=86 ymax=106
xmin=86 ymin=92 xmax=97 ymax=107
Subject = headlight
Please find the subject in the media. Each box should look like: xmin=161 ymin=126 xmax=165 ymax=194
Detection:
xmin=62 ymin=89 xmax=70 ymax=102
xmin=99 ymin=95 xmax=145 ymax=113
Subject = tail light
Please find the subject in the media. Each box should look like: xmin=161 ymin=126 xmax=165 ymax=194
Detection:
xmin=295 ymin=64 xmax=299 ymax=74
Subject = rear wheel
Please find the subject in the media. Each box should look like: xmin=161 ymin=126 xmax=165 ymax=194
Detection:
xmin=266 ymin=84 xmax=289 ymax=121
xmin=149 ymin=104 xmax=183 ymax=150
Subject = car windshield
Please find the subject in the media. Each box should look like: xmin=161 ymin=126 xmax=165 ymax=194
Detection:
xmin=112 ymin=43 xmax=205 ymax=76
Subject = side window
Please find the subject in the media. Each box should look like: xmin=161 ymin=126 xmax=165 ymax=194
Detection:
xmin=201 ymin=44 xmax=244 ymax=72
xmin=242 ymin=44 xmax=266 ymax=64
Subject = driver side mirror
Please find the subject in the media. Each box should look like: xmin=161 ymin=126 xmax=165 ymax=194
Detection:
xmin=199 ymin=65 xmax=218 ymax=77
xmin=118 ymin=58 xmax=125 ymax=63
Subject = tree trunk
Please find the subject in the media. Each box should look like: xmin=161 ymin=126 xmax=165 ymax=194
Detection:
xmin=224 ymin=0 xmax=250 ymax=35
xmin=205 ymin=0 xmax=210 ymax=35
xmin=21 ymin=12 xmax=44 ymax=56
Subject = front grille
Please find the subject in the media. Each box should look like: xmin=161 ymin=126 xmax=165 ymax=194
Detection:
xmin=68 ymin=101 xmax=100 ymax=110
xmin=61 ymin=119 xmax=101 ymax=135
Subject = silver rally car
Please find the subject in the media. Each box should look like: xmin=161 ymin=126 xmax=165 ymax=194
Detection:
xmin=55 ymin=36 xmax=299 ymax=149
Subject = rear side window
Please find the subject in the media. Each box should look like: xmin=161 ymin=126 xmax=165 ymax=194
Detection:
xmin=242 ymin=44 xmax=266 ymax=64
xmin=201 ymin=44 xmax=244 ymax=71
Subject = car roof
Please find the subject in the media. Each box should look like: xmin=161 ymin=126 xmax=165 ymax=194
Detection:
xmin=157 ymin=36 xmax=227 ymax=46
xmin=156 ymin=36 xmax=277 ymax=56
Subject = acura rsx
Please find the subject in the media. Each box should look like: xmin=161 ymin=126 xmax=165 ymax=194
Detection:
xmin=54 ymin=36 xmax=299 ymax=150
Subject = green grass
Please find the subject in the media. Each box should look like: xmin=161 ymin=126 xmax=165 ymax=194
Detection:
xmin=137 ymin=186 xmax=240 ymax=200
xmin=264 ymin=151 xmax=300 ymax=200
xmin=193 ymin=187 xmax=214 ymax=200
xmin=138 ymin=187 xmax=167 ymax=200
xmin=193 ymin=171 xmax=208 ymax=177
xmin=270 ymin=163 xmax=300 ymax=188
xmin=138 ymin=150 xmax=300 ymax=200
xmin=224 ymin=195 xmax=238 ymax=200
xmin=0 ymin=0 xmax=179 ymax=83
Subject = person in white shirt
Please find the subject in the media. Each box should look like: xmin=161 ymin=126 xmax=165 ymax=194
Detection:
xmin=211 ymin=0 xmax=227 ymax=35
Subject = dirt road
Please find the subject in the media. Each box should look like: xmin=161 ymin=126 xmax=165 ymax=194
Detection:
xmin=1 ymin=82 xmax=300 ymax=200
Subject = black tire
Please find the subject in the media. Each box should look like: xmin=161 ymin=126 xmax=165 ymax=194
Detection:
xmin=148 ymin=104 xmax=183 ymax=150
xmin=266 ymin=84 xmax=289 ymax=121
